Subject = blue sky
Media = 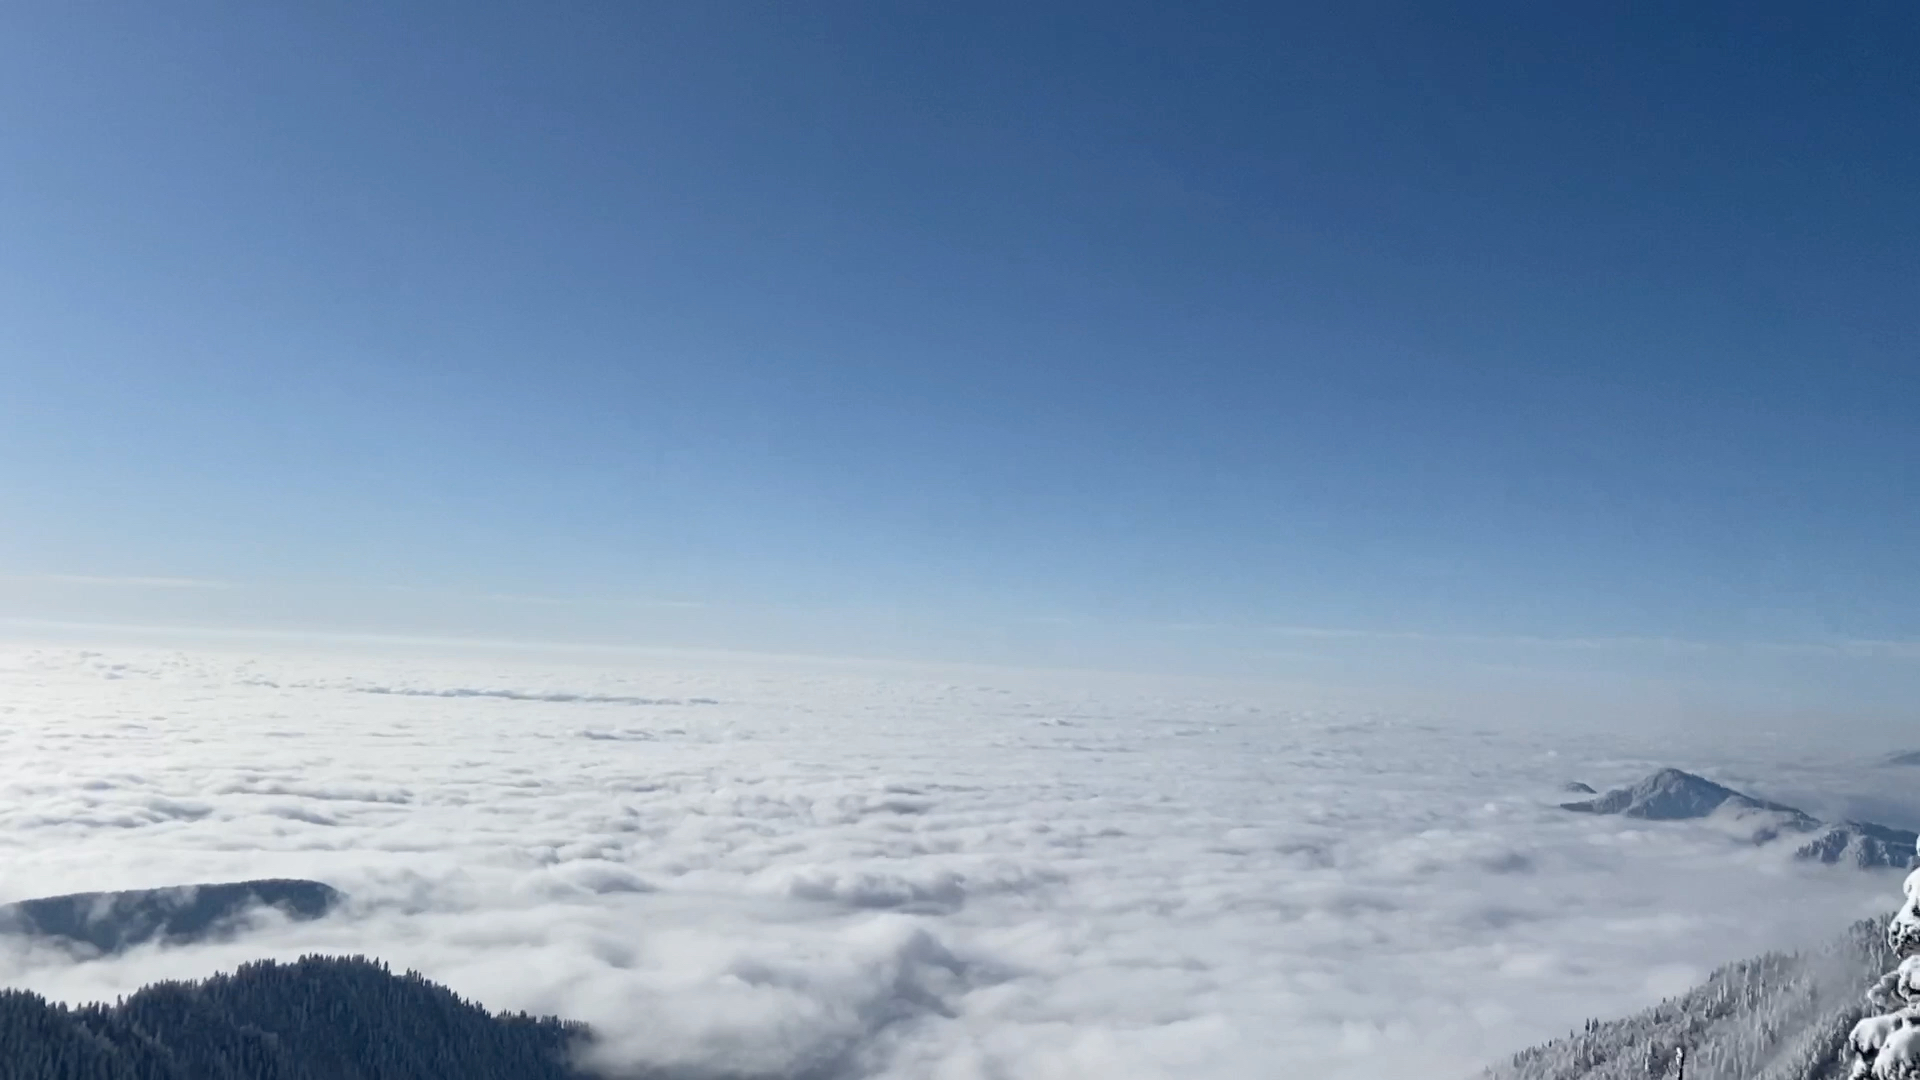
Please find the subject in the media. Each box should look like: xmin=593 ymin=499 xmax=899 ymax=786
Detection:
xmin=1 ymin=2 xmax=1916 ymax=704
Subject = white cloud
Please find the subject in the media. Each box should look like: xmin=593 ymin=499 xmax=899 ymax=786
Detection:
xmin=0 ymin=643 xmax=1904 ymax=1078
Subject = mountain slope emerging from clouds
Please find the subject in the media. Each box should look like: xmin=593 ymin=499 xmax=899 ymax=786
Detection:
xmin=1482 ymin=918 xmax=1891 ymax=1080
xmin=0 ymin=932 xmax=1892 ymax=1080
xmin=0 ymin=879 xmax=341 ymax=955
xmin=1561 ymin=768 xmax=1813 ymax=823
xmin=1562 ymin=769 xmax=1918 ymax=869
xmin=0 ymin=955 xmax=590 ymax=1080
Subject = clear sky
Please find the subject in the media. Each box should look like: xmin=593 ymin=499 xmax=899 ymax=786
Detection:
xmin=1 ymin=3 xmax=1916 ymax=709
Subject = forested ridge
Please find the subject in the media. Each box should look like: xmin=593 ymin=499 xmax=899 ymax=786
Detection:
xmin=1483 ymin=918 xmax=1893 ymax=1080
xmin=0 ymin=880 xmax=341 ymax=956
xmin=0 ymin=955 xmax=590 ymax=1080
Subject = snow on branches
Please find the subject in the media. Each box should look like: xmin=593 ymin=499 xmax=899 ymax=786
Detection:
xmin=1850 ymin=840 xmax=1920 ymax=1080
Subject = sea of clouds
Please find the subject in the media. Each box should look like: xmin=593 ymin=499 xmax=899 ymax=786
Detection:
xmin=0 ymin=640 xmax=1912 ymax=1079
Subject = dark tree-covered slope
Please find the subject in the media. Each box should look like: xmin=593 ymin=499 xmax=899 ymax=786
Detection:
xmin=1481 ymin=918 xmax=1894 ymax=1080
xmin=0 ymin=954 xmax=591 ymax=1080
xmin=0 ymin=880 xmax=342 ymax=955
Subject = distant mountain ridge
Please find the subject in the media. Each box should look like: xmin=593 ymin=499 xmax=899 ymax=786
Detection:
xmin=0 ymin=879 xmax=342 ymax=955
xmin=1561 ymin=768 xmax=1813 ymax=823
xmin=1561 ymin=769 xmax=1918 ymax=869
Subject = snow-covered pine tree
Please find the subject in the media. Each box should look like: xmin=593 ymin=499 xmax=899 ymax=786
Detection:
xmin=1846 ymin=838 xmax=1920 ymax=1078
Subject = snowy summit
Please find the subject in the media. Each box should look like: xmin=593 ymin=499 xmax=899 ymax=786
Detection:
xmin=1562 ymin=769 xmax=1917 ymax=869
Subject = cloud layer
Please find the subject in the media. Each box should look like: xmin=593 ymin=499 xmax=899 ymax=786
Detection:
xmin=0 ymin=644 xmax=1905 ymax=1078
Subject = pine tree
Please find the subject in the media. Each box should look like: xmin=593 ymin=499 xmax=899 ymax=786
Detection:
xmin=1844 ymin=839 xmax=1920 ymax=1079
xmin=0 ymin=956 xmax=593 ymax=1080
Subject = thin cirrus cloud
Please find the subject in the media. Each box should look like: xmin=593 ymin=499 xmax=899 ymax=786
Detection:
xmin=370 ymin=584 xmax=709 ymax=610
xmin=1201 ymin=621 xmax=1920 ymax=662
xmin=8 ymin=575 xmax=714 ymax=611
xmin=11 ymin=574 xmax=239 ymax=590
xmin=9 ymin=573 xmax=1919 ymax=682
